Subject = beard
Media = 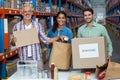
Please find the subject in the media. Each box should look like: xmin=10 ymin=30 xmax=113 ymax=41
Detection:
xmin=24 ymin=14 xmax=32 ymax=20
xmin=85 ymin=18 xmax=93 ymax=23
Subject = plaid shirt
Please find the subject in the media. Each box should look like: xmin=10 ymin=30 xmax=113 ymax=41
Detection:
xmin=13 ymin=20 xmax=49 ymax=60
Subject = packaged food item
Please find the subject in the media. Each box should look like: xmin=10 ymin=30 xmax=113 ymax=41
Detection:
xmin=85 ymin=72 xmax=91 ymax=80
xmin=69 ymin=74 xmax=83 ymax=80
xmin=54 ymin=66 xmax=58 ymax=80
xmin=51 ymin=62 xmax=54 ymax=80
xmin=63 ymin=37 xmax=69 ymax=43
xmin=97 ymin=70 xmax=106 ymax=79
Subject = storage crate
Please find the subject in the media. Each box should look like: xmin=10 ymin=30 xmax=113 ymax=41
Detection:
xmin=17 ymin=60 xmax=38 ymax=79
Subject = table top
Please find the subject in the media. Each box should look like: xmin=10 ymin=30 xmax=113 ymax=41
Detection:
xmin=8 ymin=69 xmax=97 ymax=80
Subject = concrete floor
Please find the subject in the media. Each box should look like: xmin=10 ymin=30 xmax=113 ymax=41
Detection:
xmin=109 ymin=30 xmax=120 ymax=63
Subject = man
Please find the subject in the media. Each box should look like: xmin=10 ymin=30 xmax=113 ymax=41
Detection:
xmin=11 ymin=5 xmax=59 ymax=71
xmin=77 ymin=8 xmax=113 ymax=61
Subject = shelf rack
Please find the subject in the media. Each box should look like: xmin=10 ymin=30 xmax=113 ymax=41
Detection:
xmin=105 ymin=0 xmax=120 ymax=38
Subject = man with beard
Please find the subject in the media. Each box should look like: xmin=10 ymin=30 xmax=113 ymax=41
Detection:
xmin=11 ymin=5 xmax=60 ymax=71
xmin=77 ymin=8 xmax=113 ymax=61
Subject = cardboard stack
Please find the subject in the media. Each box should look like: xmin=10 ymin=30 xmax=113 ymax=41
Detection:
xmin=4 ymin=0 xmax=11 ymax=8
xmin=52 ymin=5 xmax=58 ymax=13
xmin=4 ymin=0 xmax=21 ymax=9
xmin=11 ymin=0 xmax=17 ymax=9
xmin=36 ymin=0 xmax=41 ymax=11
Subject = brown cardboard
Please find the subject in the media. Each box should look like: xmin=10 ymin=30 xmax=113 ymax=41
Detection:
xmin=95 ymin=62 xmax=120 ymax=80
xmin=13 ymin=28 xmax=39 ymax=48
xmin=72 ymin=37 xmax=107 ymax=69
xmin=49 ymin=41 xmax=72 ymax=70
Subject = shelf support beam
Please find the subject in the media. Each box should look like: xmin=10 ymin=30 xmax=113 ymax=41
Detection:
xmin=32 ymin=0 xmax=36 ymax=10
xmin=1 ymin=0 xmax=4 ymax=7
xmin=58 ymin=0 xmax=61 ymax=11
xmin=0 ymin=16 xmax=6 ymax=79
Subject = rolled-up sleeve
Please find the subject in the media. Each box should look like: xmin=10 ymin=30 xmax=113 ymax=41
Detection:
xmin=102 ymin=26 xmax=113 ymax=56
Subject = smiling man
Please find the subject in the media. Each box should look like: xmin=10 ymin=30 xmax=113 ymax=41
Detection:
xmin=77 ymin=8 xmax=113 ymax=61
xmin=10 ymin=5 xmax=60 ymax=71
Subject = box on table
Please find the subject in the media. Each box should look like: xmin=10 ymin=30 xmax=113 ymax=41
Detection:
xmin=72 ymin=37 xmax=107 ymax=69
xmin=17 ymin=60 xmax=38 ymax=79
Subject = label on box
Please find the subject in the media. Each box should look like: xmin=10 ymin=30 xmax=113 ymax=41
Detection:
xmin=79 ymin=43 xmax=99 ymax=58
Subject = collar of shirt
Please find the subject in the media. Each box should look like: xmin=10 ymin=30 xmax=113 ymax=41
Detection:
xmin=57 ymin=25 xmax=66 ymax=32
xmin=84 ymin=21 xmax=97 ymax=28
xmin=21 ymin=20 xmax=35 ymax=29
xmin=21 ymin=20 xmax=34 ymax=25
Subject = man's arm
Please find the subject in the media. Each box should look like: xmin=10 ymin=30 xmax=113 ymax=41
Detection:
xmin=102 ymin=26 xmax=113 ymax=61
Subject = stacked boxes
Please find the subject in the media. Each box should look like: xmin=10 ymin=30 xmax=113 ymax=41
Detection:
xmin=4 ymin=0 xmax=11 ymax=8
xmin=36 ymin=0 xmax=41 ymax=11
xmin=52 ymin=5 xmax=58 ymax=13
xmin=10 ymin=0 xmax=17 ymax=9
xmin=4 ymin=0 xmax=22 ymax=9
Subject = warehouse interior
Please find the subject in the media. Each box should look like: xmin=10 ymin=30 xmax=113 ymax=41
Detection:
xmin=0 ymin=0 xmax=120 ymax=80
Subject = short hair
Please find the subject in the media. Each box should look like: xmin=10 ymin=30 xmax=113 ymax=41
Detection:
xmin=21 ymin=4 xmax=34 ymax=11
xmin=83 ymin=8 xmax=94 ymax=14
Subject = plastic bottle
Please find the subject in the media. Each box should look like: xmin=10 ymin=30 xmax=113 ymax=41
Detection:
xmin=54 ymin=66 xmax=58 ymax=80
xmin=51 ymin=63 xmax=54 ymax=80
xmin=85 ymin=72 xmax=91 ymax=80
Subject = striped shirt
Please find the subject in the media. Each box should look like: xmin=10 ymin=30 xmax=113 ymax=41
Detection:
xmin=13 ymin=20 xmax=49 ymax=60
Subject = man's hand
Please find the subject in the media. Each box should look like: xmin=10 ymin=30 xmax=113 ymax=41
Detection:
xmin=11 ymin=37 xmax=17 ymax=46
xmin=48 ymin=36 xmax=60 ymax=43
xmin=107 ymin=56 xmax=111 ymax=62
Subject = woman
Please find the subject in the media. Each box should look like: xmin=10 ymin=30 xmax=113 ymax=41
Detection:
xmin=47 ymin=11 xmax=73 ymax=60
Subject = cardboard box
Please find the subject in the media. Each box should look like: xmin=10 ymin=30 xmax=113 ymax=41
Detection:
xmin=13 ymin=28 xmax=39 ymax=48
xmin=72 ymin=37 xmax=107 ymax=69
xmin=17 ymin=60 xmax=37 ymax=78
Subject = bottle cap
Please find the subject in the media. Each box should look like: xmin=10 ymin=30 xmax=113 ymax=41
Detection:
xmin=85 ymin=72 xmax=91 ymax=75
xmin=51 ymin=62 xmax=54 ymax=64
xmin=64 ymin=37 xmax=68 ymax=41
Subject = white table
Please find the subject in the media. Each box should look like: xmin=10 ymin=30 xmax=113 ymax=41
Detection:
xmin=8 ymin=69 xmax=97 ymax=80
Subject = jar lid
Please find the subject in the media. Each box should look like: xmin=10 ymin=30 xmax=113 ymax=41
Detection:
xmin=85 ymin=72 xmax=91 ymax=75
xmin=64 ymin=37 xmax=68 ymax=41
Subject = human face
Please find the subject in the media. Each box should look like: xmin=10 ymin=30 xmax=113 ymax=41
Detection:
xmin=22 ymin=6 xmax=33 ymax=20
xmin=57 ymin=13 xmax=66 ymax=27
xmin=84 ymin=11 xmax=94 ymax=23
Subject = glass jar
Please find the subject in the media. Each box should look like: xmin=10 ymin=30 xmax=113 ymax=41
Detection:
xmin=85 ymin=72 xmax=91 ymax=80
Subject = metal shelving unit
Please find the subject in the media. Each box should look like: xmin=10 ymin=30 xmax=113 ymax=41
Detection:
xmin=106 ymin=0 xmax=120 ymax=37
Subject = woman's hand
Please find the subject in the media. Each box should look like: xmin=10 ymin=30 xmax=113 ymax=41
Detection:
xmin=59 ymin=36 xmax=68 ymax=41
xmin=48 ymin=36 xmax=60 ymax=43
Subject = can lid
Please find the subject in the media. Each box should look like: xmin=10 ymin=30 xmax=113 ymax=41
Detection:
xmin=64 ymin=37 xmax=68 ymax=41
xmin=51 ymin=62 xmax=54 ymax=64
xmin=85 ymin=72 xmax=91 ymax=75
